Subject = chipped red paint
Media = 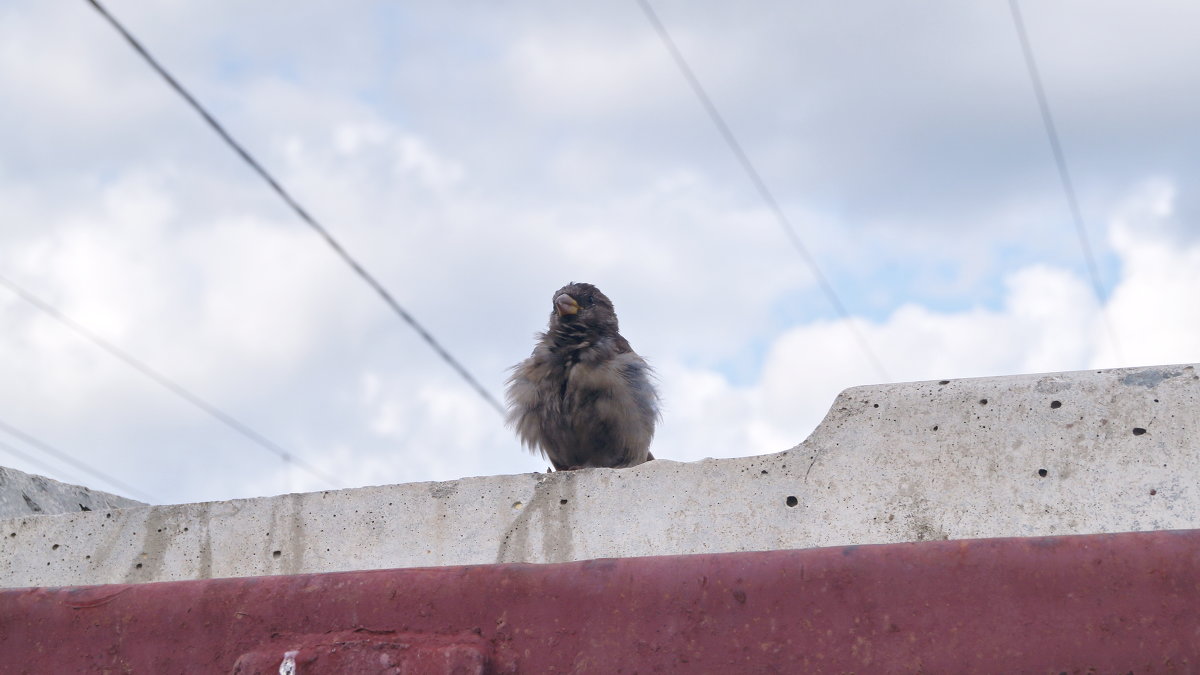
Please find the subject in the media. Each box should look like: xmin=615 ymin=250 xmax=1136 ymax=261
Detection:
xmin=2 ymin=530 xmax=1199 ymax=672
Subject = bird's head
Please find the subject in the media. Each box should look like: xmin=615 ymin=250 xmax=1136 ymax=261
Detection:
xmin=549 ymin=282 xmax=619 ymax=336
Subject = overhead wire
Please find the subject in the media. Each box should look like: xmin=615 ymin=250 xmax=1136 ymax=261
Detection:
xmin=1008 ymin=0 xmax=1124 ymax=361
xmin=0 ymin=272 xmax=340 ymax=489
xmin=0 ymin=417 xmax=156 ymax=502
xmin=636 ymin=0 xmax=891 ymax=382
xmin=82 ymin=0 xmax=506 ymax=416
xmin=0 ymin=436 xmax=86 ymax=488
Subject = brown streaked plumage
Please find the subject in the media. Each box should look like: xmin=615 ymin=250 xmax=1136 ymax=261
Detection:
xmin=506 ymin=282 xmax=659 ymax=470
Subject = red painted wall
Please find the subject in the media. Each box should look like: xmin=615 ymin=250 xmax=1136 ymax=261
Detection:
xmin=3 ymin=530 xmax=1198 ymax=672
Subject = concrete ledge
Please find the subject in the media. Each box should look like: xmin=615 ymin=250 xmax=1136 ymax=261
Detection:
xmin=1 ymin=363 xmax=1197 ymax=588
xmin=0 ymin=466 xmax=144 ymax=520
xmin=3 ymin=530 xmax=1198 ymax=672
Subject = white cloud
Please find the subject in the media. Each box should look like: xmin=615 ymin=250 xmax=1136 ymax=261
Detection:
xmin=1102 ymin=181 xmax=1200 ymax=367
xmin=506 ymin=33 xmax=677 ymax=118
xmin=658 ymin=181 xmax=1200 ymax=463
xmin=1 ymin=1 xmax=1199 ymax=506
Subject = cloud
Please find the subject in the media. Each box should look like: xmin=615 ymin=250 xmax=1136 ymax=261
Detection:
xmin=505 ymin=33 xmax=675 ymax=119
xmin=1 ymin=1 xmax=1199 ymax=507
xmin=659 ymin=180 xmax=1200 ymax=463
xmin=655 ymin=263 xmax=1098 ymax=463
xmin=1102 ymin=181 xmax=1200 ymax=366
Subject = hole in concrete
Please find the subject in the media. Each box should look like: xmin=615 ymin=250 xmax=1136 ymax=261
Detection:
xmin=512 ymin=501 xmax=524 ymax=510
xmin=1132 ymin=427 xmax=1147 ymax=436
xmin=183 ymin=527 xmax=189 ymax=532
xmin=979 ymin=398 xmax=988 ymax=405
xmin=105 ymin=513 xmax=111 ymax=519
xmin=1038 ymin=469 xmax=1048 ymax=477
xmin=932 ymin=425 xmax=939 ymax=431
xmin=1154 ymin=399 xmax=1159 ymax=403
xmin=760 ymin=470 xmax=768 ymax=475
xmin=785 ymin=496 xmax=798 ymax=507
xmin=559 ymin=499 xmax=568 ymax=505
xmin=1150 ymin=489 xmax=1158 ymax=496
xmin=135 ymin=563 xmax=143 ymax=569
xmin=272 ymin=550 xmax=282 ymax=559
xmin=872 ymin=403 xmax=879 ymax=408
xmin=938 ymin=380 xmax=950 ymax=385
xmin=1050 ymin=400 xmax=1062 ymax=409
xmin=9 ymin=533 xmax=15 ymax=538
xmin=887 ymin=514 xmax=895 ymax=522
xmin=51 ymin=544 xmax=59 ymax=550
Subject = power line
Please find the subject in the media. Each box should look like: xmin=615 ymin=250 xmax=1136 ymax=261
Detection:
xmin=0 ymin=417 xmax=156 ymax=502
xmin=82 ymin=0 xmax=506 ymax=416
xmin=0 ymin=436 xmax=85 ymax=488
xmin=0 ymin=272 xmax=340 ymax=489
xmin=1008 ymin=0 xmax=1124 ymax=361
xmin=636 ymin=0 xmax=890 ymax=382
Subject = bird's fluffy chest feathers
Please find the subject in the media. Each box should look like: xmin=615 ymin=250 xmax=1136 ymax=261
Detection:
xmin=545 ymin=337 xmax=630 ymax=421
xmin=508 ymin=336 xmax=656 ymax=469
xmin=545 ymin=346 xmax=649 ymax=464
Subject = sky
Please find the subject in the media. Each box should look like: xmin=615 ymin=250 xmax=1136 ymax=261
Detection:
xmin=1 ymin=0 xmax=1198 ymax=505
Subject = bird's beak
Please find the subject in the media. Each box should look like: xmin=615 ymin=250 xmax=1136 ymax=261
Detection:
xmin=555 ymin=293 xmax=580 ymax=316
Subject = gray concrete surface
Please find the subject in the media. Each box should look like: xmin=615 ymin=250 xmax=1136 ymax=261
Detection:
xmin=0 ymin=466 xmax=144 ymax=520
xmin=2 ymin=363 xmax=1197 ymax=589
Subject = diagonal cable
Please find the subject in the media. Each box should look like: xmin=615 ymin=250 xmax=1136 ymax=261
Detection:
xmin=0 ymin=436 xmax=86 ymax=489
xmin=0 ymin=418 xmax=156 ymax=502
xmin=0 ymin=272 xmax=339 ymax=489
xmin=83 ymin=0 xmax=505 ymax=416
xmin=1008 ymin=0 xmax=1124 ymax=360
xmin=636 ymin=0 xmax=890 ymax=381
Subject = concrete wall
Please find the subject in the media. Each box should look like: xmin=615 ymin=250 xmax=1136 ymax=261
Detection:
xmin=2 ymin=363 xmax=1197 ymax=589
xmin=0 ymin=466 xmax=144 ymax=520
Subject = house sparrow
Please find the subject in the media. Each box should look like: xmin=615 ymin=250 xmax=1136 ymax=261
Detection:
xmin=506 ymin=283 xmax=659 ymax=470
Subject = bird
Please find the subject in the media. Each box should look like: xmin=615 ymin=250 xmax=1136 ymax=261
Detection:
xmin=506 ymin=282 xmax=659 ymax=471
